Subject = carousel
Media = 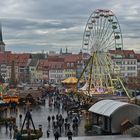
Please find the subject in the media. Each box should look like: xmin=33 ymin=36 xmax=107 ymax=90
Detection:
xmin=62 ymin=77 xmax=83 ymax=93
xmin=20 ymin=101 xmax=43 ymax=140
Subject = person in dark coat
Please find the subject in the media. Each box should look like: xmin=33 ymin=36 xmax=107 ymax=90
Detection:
xmin=54 ymin=131 xmax=60 ymax=140
xmin=47 ymin=128 xmax=50 ymax=138
xmin=48 ymin=116 xmax=51 ymax=123
xmin=67 ymin=129 xmax=72 ymax=140
xmin=52 ymin=115 xmax=55 ymax=121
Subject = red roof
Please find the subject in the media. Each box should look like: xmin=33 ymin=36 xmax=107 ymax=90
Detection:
xmin=37 ymin=59 xmax=64 ymax=70
xmin=109 ymin=50 xmax=136 ymax=59
xmin=135 ymin=54 xmax=140 ymax=61
xmin=64 ymin=54 xmax=81 ymax=62
xmin=8 ymin=53 xmax=30 ymax=66
xmin=37 ymin=60 xmax=49 ymax=70
xmin=0 ymin=52 xmax=30 ymax=66
xmin=47 ymin=55 xmax=64 ymax=62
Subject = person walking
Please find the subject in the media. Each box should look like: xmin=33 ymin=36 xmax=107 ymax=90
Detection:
xmin=54 ymin=131 xmax=60 ymax=140
xmin=67 ymin=129 xmax=73 ymax=140
xmin=48 ymin=116 xmax=51 ymax=123
xmin=19 ymin=114 xmax=22 ymax=120
xmin=47 ymin=128 xmax=50 ymax=138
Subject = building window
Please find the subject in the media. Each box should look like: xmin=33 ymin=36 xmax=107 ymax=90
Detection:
xmin=129 ymin=54 xmax=134 ymax=58
xmin=123 ymin=61 xmax=125 ymax=65
xmin=133 ymin=61 xmax=136 ymax=64
xmin=116 ymin=61 xmax=122 ymax=65
xmin=71 ymin=63 xmax=74 ymax=67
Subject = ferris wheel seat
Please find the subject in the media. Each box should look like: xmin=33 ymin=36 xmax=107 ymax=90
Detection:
xmin=85 ymin=34 xmax=90 ymax=37
xmin=100 ymin=13 xmax=104 ymax=17
xmin=116 ymin=47 xmax=122 ymax=50
xmin=108 ymin=19 xmax=113 ymax=22
xmin=115 ymin=35 xmax=120 ymax=39
xmin=112 ymin=25 xmax=117 ymax=29
xmin=84 ymin=43 xmax=89 ymax=45
xmin=91 ymin=19 xmax=96 ymax=23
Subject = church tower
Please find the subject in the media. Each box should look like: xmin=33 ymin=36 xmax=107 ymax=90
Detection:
xmin=0 ymin=23 xmax=5 ymax=52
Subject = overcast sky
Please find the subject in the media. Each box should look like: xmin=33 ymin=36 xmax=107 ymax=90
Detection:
xmin=0 ymin=0 xmax=140 ymax=53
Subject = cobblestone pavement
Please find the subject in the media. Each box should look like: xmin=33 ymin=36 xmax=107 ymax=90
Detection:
xmin=0 ymin=98 xmax=86 ymax=139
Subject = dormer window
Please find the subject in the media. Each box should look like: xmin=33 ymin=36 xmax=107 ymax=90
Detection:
xmin=129 ymin=54 xmax=134 ymax=58
xmin=67 ymin=63 xmax=70 ymax=67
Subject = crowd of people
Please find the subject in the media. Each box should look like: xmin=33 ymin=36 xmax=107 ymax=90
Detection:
xmin=0 ymin=87 xmax=90 ymax=140
xmin=45 ymin=91 xmax=82 ymax=139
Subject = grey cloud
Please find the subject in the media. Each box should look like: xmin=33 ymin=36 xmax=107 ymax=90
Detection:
xmin=0 ymin=0 xmax=140 ymax=53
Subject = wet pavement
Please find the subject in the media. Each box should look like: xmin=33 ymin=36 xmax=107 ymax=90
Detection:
xmin=0 ymin=98 xmax=86 ymax=139
xmin=0 ymin=98 xmax=139 ymax=140
xmin=40 ymin=135 xmax=140 ymax=140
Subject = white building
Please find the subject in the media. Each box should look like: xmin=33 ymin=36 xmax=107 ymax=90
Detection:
xmin=109 ymin=50 xmax=137 ymax=78
xmin=135 ymin=53 xmax=140 ymax=76
xmin=48 ymin=61 xmax=64 ymax=84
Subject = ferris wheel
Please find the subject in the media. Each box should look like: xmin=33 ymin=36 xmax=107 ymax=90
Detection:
xmin=82 ymin=9 xmax=123 ymax=54
xmin=77 ymin=9 xmax=131 ymax=99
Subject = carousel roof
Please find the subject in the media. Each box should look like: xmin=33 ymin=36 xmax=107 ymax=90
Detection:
xmin=6 ymin=89 xmax=19 ymax=96
xmin=62 ymin=77 xmax=78 ymax=84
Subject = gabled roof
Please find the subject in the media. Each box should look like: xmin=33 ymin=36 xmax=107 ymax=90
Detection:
xmin=64 ymin=54 xmax=81 ymax=62
xmin=89 ymin=99 xmax=128 ymax=117
xmin=6 ymin=53 xmax=30 ymax=66
xmin=29 ymin=59 xmax=38 ymax=67
xmin=19 ymin=89 xmax=42 ymax=99
xmin=37 ymin=59 xmax=49 ymax=70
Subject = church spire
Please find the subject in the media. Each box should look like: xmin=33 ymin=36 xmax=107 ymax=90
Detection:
xmin=0 ymin=23 xmax=5 ymax=52
xmin=0 ymin=24 xmax=2 ymax=41
xmin=60 ymin=48 xmax=62 ymax=54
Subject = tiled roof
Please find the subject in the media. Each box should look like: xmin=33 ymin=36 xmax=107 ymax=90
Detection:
xmin=64 ymin=54 xmax=81 ymax=62
xmin=47 ymin=55 xmax=64 ymax=62
xmin=135 ymin=54 xmax=140 ymax=61
xmin=109 ymin=50 xmax=136 ymax=59
xmin=19 ymin=89 xmax=42 ymax=99
xmin=37 ymin=60 xmax=49 ymax=70
xmin=6 ymin=53 xmax=30 ymax=66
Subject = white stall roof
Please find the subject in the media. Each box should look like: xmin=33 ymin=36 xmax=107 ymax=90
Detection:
xmin=89 ymin=99 xmax=128 ymax=117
